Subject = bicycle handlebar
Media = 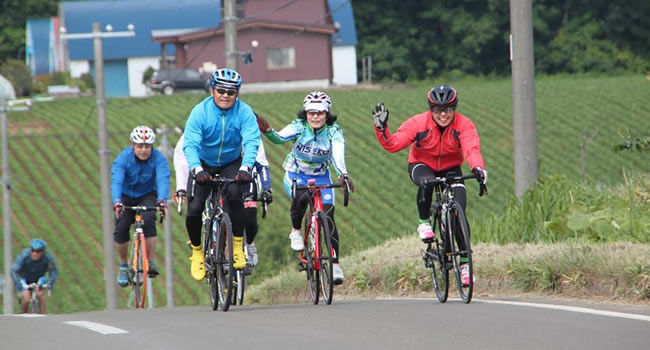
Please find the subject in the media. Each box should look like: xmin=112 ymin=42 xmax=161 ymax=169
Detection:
xmin=420 ymin=173 xmax=488 ymax=197
xmin=291 ymin=178 xmax=350 ymax=207
xmin=123 ymin=205 xmax=165 ymax=223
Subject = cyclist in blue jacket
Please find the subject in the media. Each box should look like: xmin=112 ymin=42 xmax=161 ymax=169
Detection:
xmin=173 ymin=132 xmax=273 ymax=266
xmin=183 ymin=68 xmax=260 ymax=280
xmin=111 ymin=125 xmax=170 ymax=287
xmin=11 ymin=239 xmax=58 ymax=314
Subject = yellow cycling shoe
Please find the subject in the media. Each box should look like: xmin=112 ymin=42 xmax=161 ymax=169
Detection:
xmin=189 ymin=244 xmax=205 ymax=281
xmin=232 ymin=236 xmax=246 ymax=270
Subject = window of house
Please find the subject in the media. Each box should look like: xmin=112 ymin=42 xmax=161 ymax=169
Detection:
xmin=267 ymin=47 xmax=295 ymax=70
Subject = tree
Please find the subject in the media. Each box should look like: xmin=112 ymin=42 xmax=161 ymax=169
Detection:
xmin=0 ymin=0 xmax=60 ymax=64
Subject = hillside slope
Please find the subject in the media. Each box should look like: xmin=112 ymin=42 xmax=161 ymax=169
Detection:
xmin=1 ymin=75 xmax=649 ymax=312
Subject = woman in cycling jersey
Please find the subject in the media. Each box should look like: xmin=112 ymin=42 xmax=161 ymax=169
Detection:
xmin=372 ymin=85 xmax=487 ymax=286
xmin=256 ymin=91 xmax=354 ymax=284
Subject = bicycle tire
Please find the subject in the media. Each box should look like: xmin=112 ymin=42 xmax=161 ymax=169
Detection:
xmin=216 ymin=212 xmax=234 ymax=311
xmin=305 ymin=215 xmax=320 ymax=304
xmin=449 ymin=203 xmax=473 ymax=303
xmin=133 ymin=234 xmax=148 ymax=309
xmin=205 ymin=218 xmax=219 ymax=311
xmin=30 ymin=294 xmax=40 ymax=314
xmin=429 ymin=207 xmax=449 ymax=303
xmin=316 ymin=210 xmax=334 ymax=305
xmin=235 ymin=269 xmax=245 ymax=305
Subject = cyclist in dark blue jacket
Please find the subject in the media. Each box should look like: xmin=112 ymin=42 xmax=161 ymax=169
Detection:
xmin=111 ymin=125 xmax=170 ymax=287
xmin=11 ymin=239 xmax=58 ymax=314
xmin=183 ymin=68 xmax=260 ymax=280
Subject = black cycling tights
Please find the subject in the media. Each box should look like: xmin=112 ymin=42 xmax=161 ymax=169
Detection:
xmin=409 ymin=163 xmax=469 ymax=256
xmin=409 ymin=164 xmax=467 ymax=220
xmin=291 ymin=189 xmax=340 ymax=263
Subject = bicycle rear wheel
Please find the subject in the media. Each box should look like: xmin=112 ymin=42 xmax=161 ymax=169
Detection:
xmin=205 ymin=219 xmax=219 ymax=311
xmin=216 ymin=212 xmax=234 ymax=311
xmin=316 ymin=210 xmax=334 ymax=305
xmin=449 ymin=203 xmax=473 ymax=303
xmin=234 ymin=270 xmax=245 ymax=305
xmin=428 ymin=208 xmax=449 ymax=303
xmin=305 ymin=217 xmax=319 ymax=304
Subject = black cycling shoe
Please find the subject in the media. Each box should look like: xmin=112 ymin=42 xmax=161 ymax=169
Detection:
xmin=148 ymin=260 xmax=160 ymax=278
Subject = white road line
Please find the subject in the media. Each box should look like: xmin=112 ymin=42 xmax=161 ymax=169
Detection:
xmin=473 ymin=299 xmax=650 ymax=322
xmin=377 ymin=297 xmax=650 ymax=322
xmin=11 ymin=314 xmax=46 ymax=317
xmin=63 ymin=321 xmax=129 ymax=334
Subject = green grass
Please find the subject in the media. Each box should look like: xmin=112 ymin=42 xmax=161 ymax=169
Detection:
xmin=1 ymin=74 xmax=649 ymax=313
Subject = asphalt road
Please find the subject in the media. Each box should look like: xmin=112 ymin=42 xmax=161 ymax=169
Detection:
xmin=2 ymin=298 xmax=649 ymax=350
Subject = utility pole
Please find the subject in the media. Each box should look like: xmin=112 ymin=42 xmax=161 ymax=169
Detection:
xmin=60 ymin=22 xmax=135 ymax=310
xmin=224 ymin=0 xmax=238 ymax=70
xmin=1 ymin=88 xmax=30 ymax=314
xmin=510 ymin=0 xmax=538 ymax=198
xmin=156 ymin=124 xmax=174 ymax=307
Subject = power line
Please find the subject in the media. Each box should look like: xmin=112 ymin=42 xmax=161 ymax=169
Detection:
xmin=256 ymin=0 xmax=351 ymax=51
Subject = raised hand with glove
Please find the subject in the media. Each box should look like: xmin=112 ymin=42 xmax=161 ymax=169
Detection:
xmin=193 ymin=167 xmax=212 ymax=185
xmin=372 ymin=103 xmax=389 ymax=130
xmin=261 ymin=189 xmax=273 ymax=204
xmin=157 ymin=199 xmax=168 ymax=217
xmin=472 ymin=167 xmax=488 ymax=196
xmin=113 ymin=200 xmax=124 ymax=218
xmin=255 ymin=112 xmax=272 ymax=133
xmin=173 ymin=189 xmax=186 ymax=205
xmin=338 ymin=174 xmax=355 ymax=192
xmin=236 ymin=166 xmax=253 ymax=183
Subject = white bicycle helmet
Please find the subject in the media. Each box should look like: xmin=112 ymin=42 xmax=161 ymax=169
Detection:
xmin=303 ymin=91 xmax=331 ymax=112
xmin=130 ymin=125 xmax=156 ymax=144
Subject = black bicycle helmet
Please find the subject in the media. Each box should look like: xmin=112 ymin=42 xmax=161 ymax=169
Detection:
xmin=427 ymin=85 xmax=458 ymax=109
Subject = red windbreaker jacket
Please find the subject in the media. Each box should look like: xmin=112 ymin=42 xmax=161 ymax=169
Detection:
xmin=375 ymin=111 xmax=484 ymax=171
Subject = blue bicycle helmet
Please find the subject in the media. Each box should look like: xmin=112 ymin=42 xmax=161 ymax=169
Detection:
xmin=30 ymin=238 xmax=47 ymax=250
xmin=209 ymin=68 xmax=242 ymax=89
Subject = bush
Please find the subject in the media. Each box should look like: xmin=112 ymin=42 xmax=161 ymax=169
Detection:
xmin=0 ymin=59 xmax=32 ymax=96
xmin=142 ymin=66 xmax=155 ymax=84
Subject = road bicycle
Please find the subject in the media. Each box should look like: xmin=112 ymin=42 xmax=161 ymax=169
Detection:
xmin=23 ymin=282 xmax=50 ymax=314
xmin=200 ymin=175 xmax=243 ymax=312
xmin=291 ymin=177 xmax=350 ymax=305
xmin=230 ymin=171 xmax=272 ymax=307
xmin=124 ymin=205 xmax=164 ymax=309
xmin=421 ymin=173 xmax=486 ymax=304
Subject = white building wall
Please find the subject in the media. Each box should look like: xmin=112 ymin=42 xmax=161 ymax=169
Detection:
xmin=332 ymin=45 xmax=358 ymax=85
xmin=127 ymin=57 xmax=160 ymax=97
xmin=69 ymin=60 xmax=90 ymax=78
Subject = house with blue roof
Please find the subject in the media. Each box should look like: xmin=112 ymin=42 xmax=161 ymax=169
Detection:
xmin=27 ymin=0 xmax=358 ymax=97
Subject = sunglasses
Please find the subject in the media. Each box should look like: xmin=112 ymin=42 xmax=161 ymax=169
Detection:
xmin=431 ymin=107 xmax=455 ymax=114
xmin=31 ymin=249 xmax=44 ymax=253
xmin=215 ymin=88 xmax=238 ymax=96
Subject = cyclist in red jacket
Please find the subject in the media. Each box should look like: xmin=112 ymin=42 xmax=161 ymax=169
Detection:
xmin=373 ymin=85 xmax=487 ymax=285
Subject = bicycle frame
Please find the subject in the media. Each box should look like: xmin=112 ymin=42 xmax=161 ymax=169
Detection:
xmin=124 ymin=205 xmax=161 ymax=309
xmin=24 ymin=282 xmax=49 ymax=314
xmin=296 ymin=179 xmax=338 ymax=271
xmin=421 ymin=173 xmax=485 ymax=303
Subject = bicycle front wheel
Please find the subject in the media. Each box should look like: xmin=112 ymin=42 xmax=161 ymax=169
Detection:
xmin=316 ymin=210 xmax=334 ymax=305
xmin=449 ymin=203 xmax=473 ymax=303
xmin=305 ymin=217 xmax=319 ymax=304
xmin=131 ymin=235 xmax=148 ymax=309
xmin=216 ymin=212 xmax=234 ymax=311
xmin=204 ymin=218 xmax=219 ymax=311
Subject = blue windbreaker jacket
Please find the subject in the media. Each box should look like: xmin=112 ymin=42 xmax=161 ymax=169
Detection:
xmin=11 ymin=248 xmax=58 ymax=286
xmin=183 ymin=96 xmax=260 ymax=171
xmin=111 ymin=147 xmax=170 ymax=203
